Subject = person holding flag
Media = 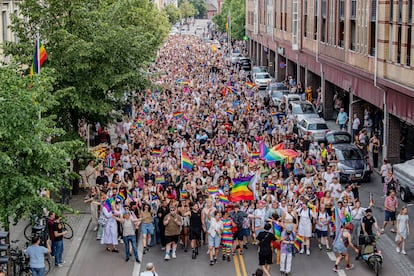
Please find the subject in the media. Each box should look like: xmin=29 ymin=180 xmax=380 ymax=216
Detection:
xmin=280 ymin=224 xmax=296 ymax=276
xmin=332 ymin=223 xmax=359 ymax=272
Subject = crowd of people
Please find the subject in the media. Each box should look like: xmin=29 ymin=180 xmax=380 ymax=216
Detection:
xmin=79 ymin=34 xmax=410 ymax=276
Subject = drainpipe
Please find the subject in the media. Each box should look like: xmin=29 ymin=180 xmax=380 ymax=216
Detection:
xmin=315 ymin=0 xmax=325 ymax=116
xmin=373 ymin=0 xmax=387 ymax=159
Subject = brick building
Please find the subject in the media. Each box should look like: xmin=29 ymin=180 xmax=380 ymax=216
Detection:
xmin=245 ymin=0 xmax=414 ymax=164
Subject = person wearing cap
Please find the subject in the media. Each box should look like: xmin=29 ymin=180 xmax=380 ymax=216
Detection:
xmin=332 ymin=223 xmax=358 ymax=272
xmin=256 ymin=223 xmax=276 ymax=276
xmin=355 ymin=207 xmax=380 ymax=260
xmin=280 ymin=224 xmax=295 ymax=275
xmin=140 ymin=262 xmax=159 ymax=276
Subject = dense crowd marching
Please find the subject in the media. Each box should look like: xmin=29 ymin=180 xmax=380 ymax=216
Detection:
xmin=81 ymin=34 xmax=410 ymax=276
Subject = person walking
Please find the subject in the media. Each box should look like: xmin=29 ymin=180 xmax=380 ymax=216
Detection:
xmin=351 ymin=113 xmax=361 ymax=140
xmin=221 ymin=211 xmax=235 ymax=262
xmin=53 ymin=215 xmax=68 ymax=267
xmin=381 ymin=190 xmax=398 ymax=233
xmin=370 ymin=133 xmax=380 ymax=169
xmin=207 ymin=211 xmax=223 ymax=265
xmin=188 ymin=202 xmax=202 ymax=259
xmin=113 ymin=209 xmax=141 ymax=263
xmin=141 ymin=203 xmax=154 ymax=254
xmin=280 ymin=224 xmax=295 ymax=275
xmin=332 ymin=223 xmax=359 ymax=272
xmin=395 ymin=206 xmax=410 ymax=255
xmin=336 ymin=108 xmax=348 ymax=131
xmin=26 ymin=236 xmax=51 ymax=276
xmin=256 ymin=223 xmax=276 ymax=276
xmin=163 ymin=206 xmax=182 ymax=260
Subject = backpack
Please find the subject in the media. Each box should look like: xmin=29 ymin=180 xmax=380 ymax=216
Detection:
xmin=387 ymin=178 xmax=397 ymax=193
xmin=298 ymin=208 xmax=313 ymax=224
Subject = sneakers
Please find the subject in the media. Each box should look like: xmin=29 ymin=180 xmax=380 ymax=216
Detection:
xmin=345 ymin=264 xmax=354 ymax=270
xmin=192 ymin=251 xmax=196 ymax=259
xmin=306 ymin=249 xmax=310 ymax=256
xmin=214 ymin=258 xmax=217 ymax=264
xmin=161 ymin=247 xmax=166 ymax=251
xmin=135 ymin=258 xmax=140 ymax=263
xmin=380 ymin=228 xmax=385 ymax=234
xmin=209 ymin=260 xmax=214 ymax=266
xmin=326 ymin=247 xmax=332 ymax=252
xmin=332 ymin=266 xmax=338 ymax=272
xmin=299 ymin=248 xmax=304 ymax=254
xmin=164 ymin=254 xmax=171 ymax=260
xmin=195 ymin=247 xmax=198 ymax=255
xmin=318 ymin=244 xmax=322 ymax=250
xmin=227 ymin=255 xmax=231 ymax=262
xmin=119 ymin=239 xmax=124 ymax=244
xmin=222 ymin=255 xmax=226 ymax=261
xmin=397 ymin=247 xmax=401 ymax=253
xmin=401 ymin=250 xmax=407 ymax=255
xmin=243 ymin=244 xmax=248 ymax=250
xmin=56 ymin=264 xmax=63 ymax=268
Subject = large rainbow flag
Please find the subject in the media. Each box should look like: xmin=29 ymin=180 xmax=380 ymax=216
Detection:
xmin=103 ymin=197 xmax=115 ymax=213
xmin=273 ymin=222 xmax=282 ymax=240
xmin=30 ymin=40 xmax=48 ymax=77
xmin=181 ymin=151 xmax=193 ymax=171
xmin=231 ymin=176 xmax=254 ymax=201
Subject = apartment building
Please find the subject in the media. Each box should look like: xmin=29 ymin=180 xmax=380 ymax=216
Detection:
xmin=0 ymin=0 xmax=19 ymax=60
xmin=246 ymin=0 xmax=414 ymax=163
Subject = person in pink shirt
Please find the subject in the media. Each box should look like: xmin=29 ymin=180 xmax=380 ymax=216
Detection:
xmin=381 ymin=190 xmax=398 ymax=233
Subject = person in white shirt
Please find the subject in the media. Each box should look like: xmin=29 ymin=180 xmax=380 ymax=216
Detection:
xmin=140 ymin=262 xmax=159 ymax=276
xmin=322 ymin=165 xmax=336 ymax=187
xmin=328 ymin=177 xmax=342 ymax=200
xmin=207 ymin=211 xmax=223 ymax=265
xmin=250 ymin=201 xmax=267 ymax=238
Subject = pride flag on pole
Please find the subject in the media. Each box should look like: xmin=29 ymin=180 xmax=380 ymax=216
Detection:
xmin=273 ymin=222 xmax=282 ymax=240
xmin=231 ymin=176 xmax=254 ymax=201
xmin=181 ymin=151 xmax=193 ymax=172
xmin=30 ymin=39 xmax=48 ymax=77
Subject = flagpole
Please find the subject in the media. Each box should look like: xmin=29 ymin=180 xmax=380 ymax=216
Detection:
xmin=228 ymin=11 xmax=231 ymax=56
xmin=36 ymin=35 xmax=41 ymax=76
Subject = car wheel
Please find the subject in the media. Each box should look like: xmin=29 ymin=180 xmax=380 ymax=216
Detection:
xmin=400 ymin=187 xmax=410 ymax=202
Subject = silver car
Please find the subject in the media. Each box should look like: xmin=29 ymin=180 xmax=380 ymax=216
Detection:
xmin=253 ymin=72 xmax=272 ymax=89
xmin=289 ymin=101 xmax=320 ymax=123
xmin=297 ymin=118 xmax=329 ymax=142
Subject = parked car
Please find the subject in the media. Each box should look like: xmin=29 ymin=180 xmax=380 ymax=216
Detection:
xmin=268 ymin=90 xmax=290 ymax=107
xmin=289 ymin=101 xmax=320 ymax=123
xmin=253 ymin=72 xmax=272 ymax=89
xmin=252 ymin=66 xmax=268 ymax=75
xmin=239 ymin=57 xmax=252 ymax=71
xmin=230 ymin=52 xmax=243 ymax=64
xmin=279 ymin=94 xmax=302 ymax=111
xmin=297 ymin=118 xmax=329 ymax=142
xmin=325 ymin=131 xmax=352 ymax=145
xmin=333 ymin=144 xmax=371 ymax=183
xmin=393 ymin=159 xmax=414 ymax=202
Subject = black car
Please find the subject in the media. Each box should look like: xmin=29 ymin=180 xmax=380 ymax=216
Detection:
xmin=333 ymin=143 xmax=371 ymax=183
xmin=239 ymin=58 xmax=251 ymax=71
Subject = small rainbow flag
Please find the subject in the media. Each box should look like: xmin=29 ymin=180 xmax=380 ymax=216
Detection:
xmin=226 ymin=86 xmax=237 ymax=94
xmin=103 ymin=197 xmax=115 ymax=213
xmin=272 ymin=222 xmax=282 ymax=240
xmin=136 ymin=120 xmax=142 ymax=128
xmin=151 ymin=192 xmax=158 ymax=201
xmin=151 ymin=149 xmax=161 ymax=156
xmin=246 ymin=82 xmax=256 ymax=89
xmin=251 ymin=151 xmax=260 ymax=159
xmin=181 ymin=151 xmax=193 ymax=171
xmin=207 ymin=187 xmax=219 ymax=195
xmin=307 ymin=203 xmax=318 ymax=214
xmin=181 ymin=190 xmax=189 ymax=199
xmin=155 ymin=175 xmax=165 ymax=184
xmin=294 ymin=234 xmax=304 ymax=251
xmin=218 ymin=194 xmax=230 ymax=205
xmin=227 ymin=109 xmax=235 ymax=116
xmin=267 ymin=182 xmax=276 ymax=190
xmin=173 ymin=111 xmax=183 ymax=119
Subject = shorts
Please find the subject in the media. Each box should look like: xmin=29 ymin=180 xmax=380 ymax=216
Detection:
xmin=189 ymin=228 xmax=202 ymax=240
xmin=233 ymin=230 xmax=243 ymax=241
xmin=208 ymin=234 xmax=221 ymax=248
xmin=240 ymin=228 xmax=250 ymax=237
xmin=384 ymin=210 xmax=396 ymax=222
xmin=141 ymin=223 xmax=154 ymax=235
xmin=165 ymin=235 xmax=179 ymax=244
xmin=359 ymin=235 xmax=375 ymax=246
xmin=315 ymin=229 xmax=328 ymax=238
xmin=259 ymin=254 xmax=273 ymax=265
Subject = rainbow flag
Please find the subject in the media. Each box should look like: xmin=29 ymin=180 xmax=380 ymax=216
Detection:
xmin=218 ymin=194 xmax=230 ymax=205
xmin=181 ymin=151 xmax=193 ymax=171
xmin=231 ymin=176 xmax=254 ymax=201
xmin=136 ymin=120 xmax=142 ymax=128
xmin=155 ymin=175 xmax=165 ymax=184
xmin=226 ymin=14 xmax=231 ymax=32
xmin=227 ymin=109 xmax=235 ymax=116
xmin=151 ymin=149 xmax=161 ymax=156
xmin=267 ymin=182 xmax=276 ymax=190
xmin=207 ymin=187 xmax=219 ymax=195
xmin=333 ymin=200 xmax=341 ymax=243
xmin=251 ymin=151 xmax=260 ymax=159
xmin=103 ymin=197 xmax=115 ymax=213
xmin=273 ymin=222 xmax=282 ymax=240
xmin=176 ymin=78 xmax=190 ymax=85
xmin=173 ymin=111 xmax=183 ymax=119
xmin=344 ymin=210 xmax=352 ymax=223
xmin=226 ymin=86 xmax=237 ymax=94
xmin=181 ymin=190 xmax=189 ymax=199
xmin=246 ymin=82 xmax=256 ymax=88
xmin=30 ymin=40 xmax=48 ymax=77
xmin=307 ymin=203 xmax=318 ymax=214
xmin=294 ymin=235 xmax=304 ymax=251
xmin=151 ymin=192 xmax=158 ymax=201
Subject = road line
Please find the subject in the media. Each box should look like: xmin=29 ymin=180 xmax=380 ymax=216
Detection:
xmin=327 ymin=251 xmax=336 ymax=261
xmin=337 ymin=269 xmax=347 ymax=276
xmin=233 ymin=252 xmax=242 ymax=276
xmin=238 ymin=250 xmax=248 ymax=276
xmin=132 ymin=234 xmax=143 ymax=276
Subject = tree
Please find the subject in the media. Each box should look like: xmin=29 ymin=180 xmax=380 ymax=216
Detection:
xmin=0 ymin=66 xmax=80 ymax=229
xmin=164 ymin=4 xmax=182 ymax=25
xmin=4 ymin=0 xmax=169 ymax=193
xmin=179 ymin=0 xmax=196 ymax=21
xmin=189 ymin=0 xmax=206 ymax=19
xmin=212 ymin=0 xmax=245 ymax=40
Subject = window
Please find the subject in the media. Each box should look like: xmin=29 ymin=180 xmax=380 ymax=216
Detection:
xmin=292 ymin=0 xmax=298 ymax=49
xmin=2 ymin=11 xmax=7 ymax=43
xmin=339 ymin=0 xmax=345 ymax=47
xmin=409 ymin=0 xmax=413 ymax=23
xmin=407 ymin=26 xmax=412 ymax=66
xmin=398 ymin=0 xmax=403 ymax=23
xmin=390 ymin=0 xmax=394 ymax=22
xmin=388 ymin=25 xmax=393 ymax=60
xmin=283 ymin=0 xmax=287 ymax=31
xmin=370 ymin=0 xmax=377 ymax=56
xmin=350 ymin=20 xmax=356 ymax=50
xmin=397 ymin=24 xmax=402 ymax=63
xmin=314 ymin=0 xmax=318 ymax=40
xmin=321 ymin=0 xmax=327 ymax=42
xmin=351 ymin=0 xmax=357 ymax=19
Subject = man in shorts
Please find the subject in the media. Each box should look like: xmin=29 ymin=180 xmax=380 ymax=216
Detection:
xmin=256 ymin=223 xmax=276 ymax=276
xmin=163 ymin=207 xmax=182 ymax=260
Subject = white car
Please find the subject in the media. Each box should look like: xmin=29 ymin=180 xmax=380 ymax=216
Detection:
xmin=230 ymin=52 xmax=243 ymax=64
xmin=253 ymin=72 xmax=272 ymax=89
xmin=297 ymin=118 xmax=329 ymax=142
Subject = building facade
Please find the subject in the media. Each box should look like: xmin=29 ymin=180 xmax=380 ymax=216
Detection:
xmin=0 ymin=0 xmax=20 ymax=60
xmin=246 ymin=0 xmax=414 ymax=164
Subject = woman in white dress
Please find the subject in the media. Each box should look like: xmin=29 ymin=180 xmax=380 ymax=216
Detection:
xmin=101 ymin=204 xmax=120 ymax=252
xmin=396 ymin=206 xmax=410 ymax=255
xmin=297 ymin=199 xmax=315 ymax=256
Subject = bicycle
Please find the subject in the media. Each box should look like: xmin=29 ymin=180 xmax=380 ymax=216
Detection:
xmin=9 ymin=240 xmax=51 ymax=275
xmin=24 ymin=215 xmax=73 ymax=241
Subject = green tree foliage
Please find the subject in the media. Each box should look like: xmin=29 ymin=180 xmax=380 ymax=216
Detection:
xmin=163 ymin=4 xmax=182 ymax=25
xmin=0 ymin=67 xmax=80 ymax=229
xmin=189 ymin=0 xmax=206 ymax=19
xmin=179 ymin=0 xmax=196 ymax=20
xmin=212 ymin=0 xmax=245 ymax=40
xmin=5 ymin=0 xmax=169 ymax=134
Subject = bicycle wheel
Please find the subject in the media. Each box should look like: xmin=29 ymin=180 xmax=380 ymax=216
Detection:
xmin=44 ymin=258 xmax=51 ymax=275
xmin=23 ymin=224 xmax=33 ymax=241
xmin=63 ymin=222 xmax=73 ymax=239
xmin=373 ymin=260 xmax=380 ymax=276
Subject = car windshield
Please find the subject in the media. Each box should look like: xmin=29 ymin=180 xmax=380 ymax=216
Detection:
xmin=326 ymin=134 xmax=351 ymax=144
xmin=256 ymin=74 xmax=270 ymax=79
xmin=308 ymin=123 xmax=328 ymax=130
xmin=301 ymin=104 xmax=316 ymax=114
xmin=292 ymin=106 xmax=304 ymax=114
xmin=270 ymin=91 xmax=285 ymax=99
xmin=252 ymin=67 xmax=267 ymax=73
xmin=337 ymin=149 xmax=363 ymax=160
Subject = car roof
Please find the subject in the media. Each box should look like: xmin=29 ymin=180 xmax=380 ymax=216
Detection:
xmin=300 ymin=117 xmax=327 ymax=124
xmin=332 ymin=143 xmax=359 ymax=150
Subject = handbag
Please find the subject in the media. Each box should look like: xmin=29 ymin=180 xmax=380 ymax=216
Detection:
xmin=98 ymin=216 xmax=108 ymax=227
